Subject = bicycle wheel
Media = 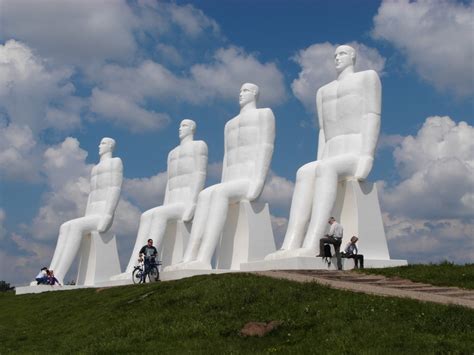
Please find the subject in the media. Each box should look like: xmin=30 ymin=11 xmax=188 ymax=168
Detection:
xmin=147 ymin=266 xmax=159 ymax=282
xmin=132 ymin=268 xmax=144 ymax=284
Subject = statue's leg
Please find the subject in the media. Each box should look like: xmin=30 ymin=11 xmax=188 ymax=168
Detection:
xmin=303 ymin=155 xmax=359 ymax=251
xmin=124 ymin=208 xmax=156 ymax=273
xmin=50 ymin=222 xmax=72 ymax=271
xmin=149 ymin=204 xmax=185 ymax=248
xmin=50 ymin=216 xmax=100 ymax=283
xmin=282 ymin=162 xmax=317 ymax=250
xmin=196 ymin=180 xmax=248 ymax=265
xmin=181 ymin=186 xmax=214 ymax=263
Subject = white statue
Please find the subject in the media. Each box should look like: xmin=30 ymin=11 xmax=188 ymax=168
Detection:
xmin=49 ymin=137 xmax=123 ymax=283
xmin=120 ymin=119 xmax=208 ymax=276
xmin=166 ymin=83 xmax=276 ymax=271
xmin=266 ymin=45 xmax=381 ymax=260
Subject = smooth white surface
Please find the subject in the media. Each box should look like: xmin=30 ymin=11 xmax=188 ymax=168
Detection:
xmin=216 ymin=201 xmax=275 ymax=270
xmin=48 ymin=137 xmax=123 ymax=284
xmin=266 ymin=45 xmax=383 ymax=259
xmin=120 ymin=119 xmax=207 ymax=277
xmin=76 ymin=230 xmax=121 ymax=286
xmin=165 ymin=83 xmax=275 ymax=271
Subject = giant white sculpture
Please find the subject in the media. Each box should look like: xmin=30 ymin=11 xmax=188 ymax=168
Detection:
xmin=115 ymin=119 xmax=208 ymax=279
xmin=165 ymin=83 xmax=275 ymax=271
xmin=266 ymin=45 xmax=383 ymax=260
xmin=48 ymin=137 xmax=123 ymax=284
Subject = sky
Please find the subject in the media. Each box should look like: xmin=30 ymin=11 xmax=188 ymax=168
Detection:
xmin=0 ymin=0 xmax=472 ymax=285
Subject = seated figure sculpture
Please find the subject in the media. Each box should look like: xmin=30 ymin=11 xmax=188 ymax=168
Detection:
xmin=165 ymin=83 xmax=275 ymax=271
xmin=266 ymin=45 xmax=381 ymax=260
xmin=116 ymin=119 xmax=208 ymax=278
xmin=48 ymin=137 xmax=123 ymax=283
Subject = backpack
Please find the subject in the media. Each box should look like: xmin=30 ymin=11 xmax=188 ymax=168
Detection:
xmin=323 ymin=243 xmax=332 ymax=267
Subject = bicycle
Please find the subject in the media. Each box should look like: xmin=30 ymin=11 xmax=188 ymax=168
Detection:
xmin=132 ymin=258 xmax=162 ymax=284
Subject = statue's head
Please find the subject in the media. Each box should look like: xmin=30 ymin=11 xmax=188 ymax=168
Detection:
xmin=334 ymin=45 xmax=356 ymax=73
xmin=239 ymin=83 xmax=259 ymax=108
xmin=99 ymin=137 xmax=116 ymax=156
xmin=179 ymin=119 xmax=196 ymax=140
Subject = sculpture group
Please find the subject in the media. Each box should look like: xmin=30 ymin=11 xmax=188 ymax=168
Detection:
xmin=43 ymin=45 xmax=406 ymax=286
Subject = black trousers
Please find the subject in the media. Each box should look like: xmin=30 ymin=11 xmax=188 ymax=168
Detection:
xmin=319 ymin=236 xmax=342 ymax=270
xmin=346 ymin=254 xmax=364 ymax=268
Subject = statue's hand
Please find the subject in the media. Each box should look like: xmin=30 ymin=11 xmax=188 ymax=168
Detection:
xmin=97 ymin=214 xmax=113 ymax=233
xmin=354 ymin=156 xmax=374 ymax=180
xmin=182 ymin=204 xmax=196 ymax=222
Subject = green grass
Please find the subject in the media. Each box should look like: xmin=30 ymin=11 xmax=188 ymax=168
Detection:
xmin=1 ymin=273 xmax=473 ymax=354
xmin=358 ymin=262 xmax=474 ymax=289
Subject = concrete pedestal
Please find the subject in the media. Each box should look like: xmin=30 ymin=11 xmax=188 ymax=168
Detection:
xmin=160 ymin=221 xmax=191 ymax=268
xmin=241 ymin=180 xmax=407 ymax=271
xmin=76 ymin=230 xmax=121 ymax=286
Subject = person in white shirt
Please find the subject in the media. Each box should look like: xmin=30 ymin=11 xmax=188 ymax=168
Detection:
xmin=318 ymin=217 xmax=343 ymax=270
xmin=35 ymin=267 xmax=49 ymax=285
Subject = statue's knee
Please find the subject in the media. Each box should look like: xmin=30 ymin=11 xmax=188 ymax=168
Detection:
xmin=296 ymin=165 xmax=313 ymax=181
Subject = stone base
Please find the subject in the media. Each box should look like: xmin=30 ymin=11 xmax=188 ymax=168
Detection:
xmin=76 ymin=230 xmax=121 ymax=286
xmin=160 ymin=220 xmax=191 ymax=268
xmin=241 ymin=257 xmax=408 ymax=271
xmin=215 ymin=201 xmax=275 ymax=270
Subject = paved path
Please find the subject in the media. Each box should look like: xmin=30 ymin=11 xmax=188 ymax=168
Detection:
xmin=255 ymin=270 xmax=474 ymax=309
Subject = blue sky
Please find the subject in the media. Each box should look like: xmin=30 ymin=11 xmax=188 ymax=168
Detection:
xmin=0 ymin=0 xmax=472 ymax=285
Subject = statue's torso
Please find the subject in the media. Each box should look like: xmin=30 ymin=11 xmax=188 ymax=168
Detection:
xmin=319 ymin=72 xmax=369 ymax=158
xmin=167 ymin=142 xmax=203 ymax=204
xmin=224 ymin=109 xmax=262 ymax=182
xmin=86 ymin=158 xmax=120 ymax=215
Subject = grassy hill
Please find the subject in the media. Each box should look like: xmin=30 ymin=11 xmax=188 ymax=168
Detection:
xmin=1 ymin=272 xmax=473 ymax=353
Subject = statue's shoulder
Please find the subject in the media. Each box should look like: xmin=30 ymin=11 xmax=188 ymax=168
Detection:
xmin=193 ymin=140 xmax=208 ymax=153
xmin=317 ymin=79 xmax=337 ymax=94
xmin=357 ymin=69 xmax=380 ymax=80
xmin=257 ymin=107 xmax=275 ymax=120
xmin=110 ymin=157 xmax=123 ymax=168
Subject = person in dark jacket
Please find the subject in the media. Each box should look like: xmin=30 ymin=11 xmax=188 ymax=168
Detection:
xmin=343 ymin=236 xmax=364 ymax=269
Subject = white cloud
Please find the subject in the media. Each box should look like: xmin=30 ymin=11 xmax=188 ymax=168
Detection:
xmin=291 ymin=41 xmax=385 ymax=111
xmin=0 ymin=40 xmax=82 ymax=133
xmin=0 ymin=209 xmax=6 ymax=240
xmin=168 ymin=2 xmax=219 ymax=37
xmin=191 ymin=47 xmax=287 ymax=107
xmin=90 ymin=88 xmax=170 ymax=132
xmin=372 ymin=0 xmax=474 ymax=97
xmin=123 ymin=172 xmax=168 ymax=211
xmin=260 ymin=171 xmax=294 ymax=211
xmin=378 ymin=116 xmax=474 ymax=264
xmin=0 ymin=0 xmax=137 ymax=68
xmin=271 ymin=215 xmax=289 ymax=250
xmin=380 ymin=116 xmax=474 ymax=220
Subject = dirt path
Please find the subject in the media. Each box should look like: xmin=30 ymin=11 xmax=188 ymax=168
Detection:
xmin=255 ymin=270 xmax=474 ymax=309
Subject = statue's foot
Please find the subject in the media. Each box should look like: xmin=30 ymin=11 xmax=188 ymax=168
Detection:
xmin=110 ymin=272 xmax=131 ymax=281
xmin=286 ymin=248 xmax=316 ymax=258
xmin=164 ymin=260 xmax=212 ymax=272
xmin=264 ymin=249 xmax=294 ymax=261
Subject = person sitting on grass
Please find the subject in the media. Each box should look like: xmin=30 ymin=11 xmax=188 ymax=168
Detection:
xmin=343 ymin=236 xmax=364 ymax=269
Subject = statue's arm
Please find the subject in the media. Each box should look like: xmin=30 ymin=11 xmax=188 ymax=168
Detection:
xmin=247 ymin=108 xmax=276 ymax=200
xmin=163 ymin=151 xmax=172 ymax=205
xmin=98 ymin=158 xmax=123 ymax=233
xmin=221 ymin=122 xmax=230 ymax=183
xmin=182 ymin=141 xmax=208 ymax=222
xmin=316 ymin=88 xmax=326 ymax=161
xmin=355 ymin=70 xmax=381 ymax=180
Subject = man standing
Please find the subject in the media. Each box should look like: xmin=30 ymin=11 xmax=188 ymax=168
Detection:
xmin=166 ymin=83 xmax=275 ymax=271
xmin=266 ymin=45 xmax=381 ymax=260
xmin=48 ymin=137 xmax=123 ymax=284
xmin=139 ymin=238 xmax=158 ymax=278
xmin=116 ymin=119 xmax=207 ymax=278
xmin=319 ymin=217 xmax=343 ymax=270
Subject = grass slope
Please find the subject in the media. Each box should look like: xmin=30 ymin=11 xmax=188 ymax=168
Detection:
xmin=1 ymin=273 xmax=473 ymax=353
xmin=358 ymin=263 xmax=474 ymax=289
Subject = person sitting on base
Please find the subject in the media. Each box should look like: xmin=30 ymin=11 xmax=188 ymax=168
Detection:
xmin=318 ymin=217 xmax=343 ymax=270
xmin=35 ymin=267 xmax=49 ymax=285
xmin=47 ymin=270 xmax=61 ymax=286
xmin=139 ymin=239 xmax=158 ymax=277
xmin=342 ymin=236 xmax=364 ymax=269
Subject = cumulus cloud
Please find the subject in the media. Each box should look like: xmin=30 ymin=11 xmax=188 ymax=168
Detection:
xmin=379 ymin=116 xmax=474 ymax=264
xmin=372 ymin=0 xmax=474 ymax=97
xmin=0 ymin=209 xmax=6 ymax=240
xmin=271 ymin=215 xmax=289 ymax=249
xmin=291 ymin=41 xmax=385 ymax=112
xmin=191 ymin=47 xmax=287 ymax=106
xmin=380 ymin=116 xmax=474 ymax=220
xmin=260 ymin=171 xmax=294 ymax=211
xmin=123 ymin=172 xmax=168 ymax=211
